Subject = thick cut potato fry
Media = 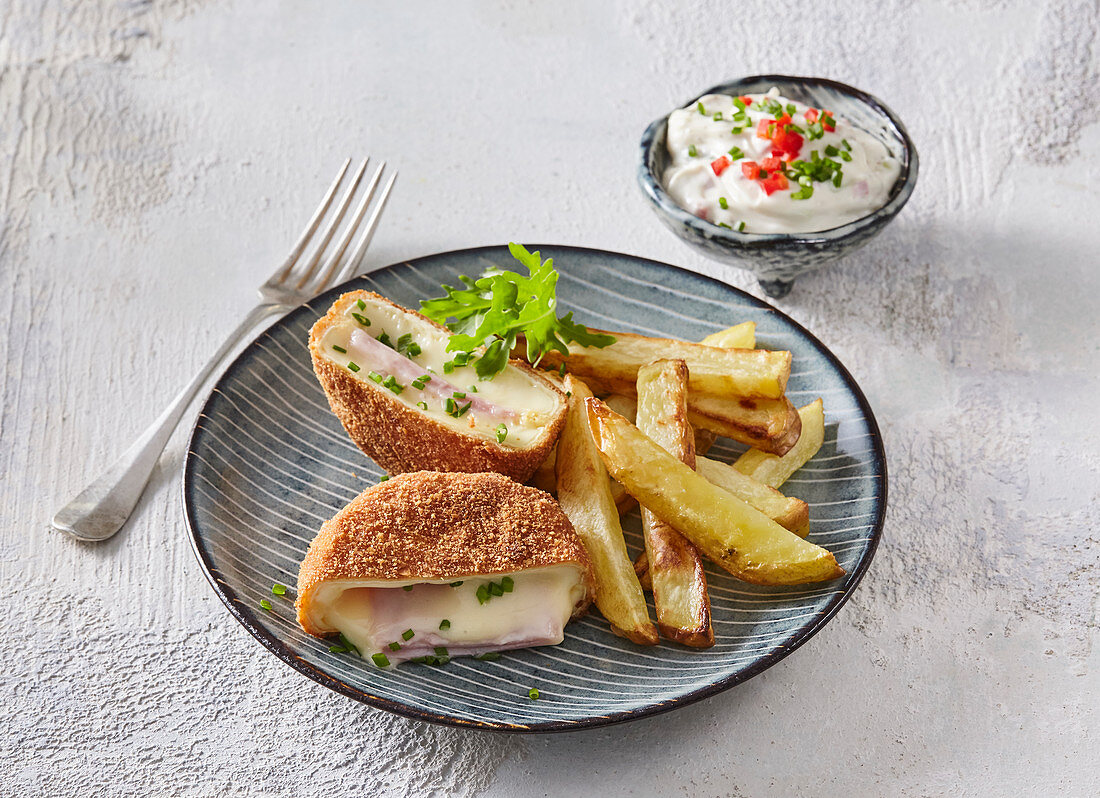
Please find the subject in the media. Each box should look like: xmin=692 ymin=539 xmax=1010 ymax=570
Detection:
xmin=530 ymin=445 xmax=557 ymax=495
xmin=733 ymin=399 xmax=825 ymax=488
xmin=604 ymin=393 xmax=716 ymax=456
xmin=531 ymin=332 xmax=791 ymax=399
xmin=696 ymin=456 xmax=809 ymax=536
xmin=555 ymin=377 xmax=658 ymax=645
xmin=687 ymin=394 xmax=801 ymax=455
xmin=700 ymin=321 xmax=756 ymax=349
xmin=634 ymin=551 xmax=652 ymax=591
xmin=636 ymin=360 xmax=713 ymax=648
xmin=585 ymin=398 xmax=844 ymax=585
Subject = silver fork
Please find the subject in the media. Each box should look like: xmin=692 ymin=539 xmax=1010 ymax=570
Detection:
xmin=52 ymin=157 xmax=397 ymax=543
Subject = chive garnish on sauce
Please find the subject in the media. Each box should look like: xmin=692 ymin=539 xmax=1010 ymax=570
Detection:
xmin=347 ymin=362 xmax=361 ymax=373
xmin=351 ymin=312 xmax=371 ymax=327
xmin=402 ymin=629 xmax=415 ymax=641
xmin=332 ymin=344 xmax=347 ymax=354
xmin=439 ymin=619 xmax=451 ymax=630
xmin=371 ymin=652 xmax=390 ymax=668
xmin=528 ymin=688 xmax=540 ymax=701
xmin=388 ymin=642 xmax=401 ymax=652
xmin=475 ymin=652 xmax=501 ymax=661
xmin=271 ymin=583 xmax=287 ymax=596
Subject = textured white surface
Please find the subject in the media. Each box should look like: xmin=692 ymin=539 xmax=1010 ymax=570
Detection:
xmin=2 ymin=1 xmax=1098 ymax=796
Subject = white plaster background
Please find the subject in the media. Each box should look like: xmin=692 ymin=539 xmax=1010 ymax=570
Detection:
xmin=2 ymin=1 xmax=1098 ymax=795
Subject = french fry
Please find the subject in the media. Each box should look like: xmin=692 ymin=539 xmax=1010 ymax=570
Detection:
xmin=696 ymin=456 xmax=809 ymax=537
xmin=555 ymin=376 xmax=658 ymax=645
xmin=585 ymin=398 xmax=844 ymax=585
xmin=634 ymin=552 xmax=652 ymax=591
xmin=687 ymin=394 xmax=801 ymax=455
xmin=529 ymin=446 xmax=557 ymax=495
xmin=700 ymin=321 xmax=756 ymax=349
xmin=733 ymin=399 xmax=825 ymax=488
xmin=605 ymin=393 xmax=716 ymax=456
xmin=636 ymin=359 xmax=713 ymax=648
xmin=530 ymin=331 xmax=791 ymax=399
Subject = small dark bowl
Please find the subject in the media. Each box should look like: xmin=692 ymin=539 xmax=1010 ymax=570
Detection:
xmin=638 ymin=75 xmax=918 ymax=298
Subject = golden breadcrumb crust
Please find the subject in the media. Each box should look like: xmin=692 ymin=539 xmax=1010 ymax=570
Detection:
xmin=296 ymin=471 xmax=593 ymax=635
xmin=309 ymin=291 xmax=566 ymax=483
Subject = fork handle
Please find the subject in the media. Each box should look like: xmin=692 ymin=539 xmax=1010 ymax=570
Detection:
xmin=52 ymin=302 xmax=289 ymax=542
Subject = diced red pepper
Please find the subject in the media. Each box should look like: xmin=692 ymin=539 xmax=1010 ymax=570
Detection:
xmin=770 ymin=128 xmax=804 ymax=160
xmin=741 ymin=161 xmax=760 ymax=181
xmin=710 ymin=155 xmax=732 ymax=176
xmin=761 ymin=156 xmax=782 ymax=172
xmin=737 ymin=95 xmax=753 ymax=106
xmin=756 ymin=118 xmax=775 ymax=139
xmin=759 ymin=172 xmax=789 ymax=195
xmin=804 ymin=108 xmax=819 ymax=123
xmin=773 ymin=113 xmax=792 ymax=128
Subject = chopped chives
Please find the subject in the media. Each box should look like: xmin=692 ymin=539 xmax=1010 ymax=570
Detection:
xmin=259 ymin=599 xmax=272 ymax=611
xmin=439 ymin=619 xmax=451 ymax=630
xmin=718 ymin=197 xmax=728 ymax=210
xmin=445 ymin=397 xmax=456 ymax=414
xmin=738 ymin=221 xmax=746 ymax=232
xmin=687 ymin=144 xmax=697 ymax=157
xmin=786 ymin=103 xmax=796 ymax=115
xmin=712 ymin=112 xmax=723 ymax=121
xmin=377 ymin=331 xmax=393 ymax=348
xmin=449 ymin=581 xmax=464 ymax=587
xmin=410 ymin=656 xmax=428 ymax=664
xmin=717 ymin=222 xmax=732 ymax=229
xmin=371 ymin=652 xmax=390 ymax=668
xmin=402 ymin=629 xmax=415 ymax=641
xmin=469 ymin=385 xmax=478 ymax=392
xmin=842 ymin=138 xmax=852 ymax=150
xmin=565 ymin=391 xmax=572 ymax=398
xmin=558 ymin=363 xmax=566 ymax=377
xmin=351 ymin=312 xmax=371 ymax=327
xmin=730 ymin=126 xmax=744 ymax=134
xmin=501 ymin=576 xmax=514 ymax=593
xmin=489 ymin=582 xmax=504 ymax=597
xmin=495 ymin=424 xmax=508 ymax=444
xmin=356 ymin=299 xmax=366 ymax=311
xmin=840 ymin=150 xmax=852 ymax=162
xmin=728 ymin=146 xmax=744 ymax=161
xmin=696 ymin=101 xmax=706 ymax=115
xmin=328 ymin=645 xmax=348 ymax=653
xmin=402 ymin=585 xmax=414 ymax=591
xmin=475 ymin=652 xmax=501 ymax=661
xmin=833 ymin=172 xmax=843 ymax=188
xmin=338 ymin=633 xmax=360 ymax=655
xmin=331 ymin=344 xmax=347 ymax=354
xmin=453 ymin=391 xmax=466 ymax=399
xmin=824 ymin=144 xmax=839 ymax=157
xmin=382 ymin=375 xmax=404 ymax=394
xmin=416 ymin=401 xmax=427 ymax=410
xmin=271 ymin=583 xmax=287 ymax=596
xmin=476 ymin=584 xmax=490 ymax=604
xmin=528 ymin=688 xmax=540 ymax=701
xmin=379 ymin=475 xmax=389 ymax=481
xmin=434 ymin=646 xmax=448 ymax=657
xmin=456 ymin=401 xmax=472 ymax=417
xmin=388 ymin=642 xmax=401 ymax=652
xmin=367 ymin=370 xmax=383 ymax=383
xmin=733 ymin=97 xmax=747 ymax=111
xmin=347 ymin=362 xmax=360 ymax=373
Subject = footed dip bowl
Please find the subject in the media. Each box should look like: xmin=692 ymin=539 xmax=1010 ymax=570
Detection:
xmin=638 ymin=75 xmax=918 ymax=298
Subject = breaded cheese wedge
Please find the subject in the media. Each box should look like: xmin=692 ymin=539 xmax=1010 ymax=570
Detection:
xmin=297 ymin=471 xmax=593 ymax=665
xmin=309 ymin=291 xmax=566 ymax=482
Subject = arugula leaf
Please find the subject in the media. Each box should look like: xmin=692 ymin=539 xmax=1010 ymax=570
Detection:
xmin=420 ymin=243 xmax=614 ymax=380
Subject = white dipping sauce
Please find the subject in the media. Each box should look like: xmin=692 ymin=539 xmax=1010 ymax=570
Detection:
xmin=663 ymin=88 xmax=901 ymax=233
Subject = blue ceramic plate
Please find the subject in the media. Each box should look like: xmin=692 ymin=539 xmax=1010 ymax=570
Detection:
xmin=183 ymin=245 xmax=886 ymax=732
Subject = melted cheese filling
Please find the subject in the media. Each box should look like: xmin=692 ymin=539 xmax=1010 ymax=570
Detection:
xmin=310 ymin=568 xmax=585 ymax=664
xmin=319 ymin=299 xmax=561 ymax=448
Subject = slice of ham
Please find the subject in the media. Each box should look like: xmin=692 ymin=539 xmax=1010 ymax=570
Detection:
xmin=346 ymin=328 xmax=517 ymax=421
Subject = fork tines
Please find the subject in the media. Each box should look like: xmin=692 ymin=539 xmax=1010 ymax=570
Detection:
xmin=277 ymin=157 xmax=397 ymax=295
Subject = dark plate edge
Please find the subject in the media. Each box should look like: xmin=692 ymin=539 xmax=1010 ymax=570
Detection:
xmin=181 ymin=243 xmax=888 ymax=734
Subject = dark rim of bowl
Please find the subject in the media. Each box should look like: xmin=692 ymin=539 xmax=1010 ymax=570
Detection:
xmin=638 ymin=74 xmax=919 ymax=243
xmin=182 ymin=243 xmax=887 ymax=734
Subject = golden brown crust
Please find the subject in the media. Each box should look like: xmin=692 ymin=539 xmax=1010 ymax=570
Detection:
xmin=296 ymin=471 xmax=593 ymax=634
xmin=309 ymin=291 xmax=566 ymax=483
